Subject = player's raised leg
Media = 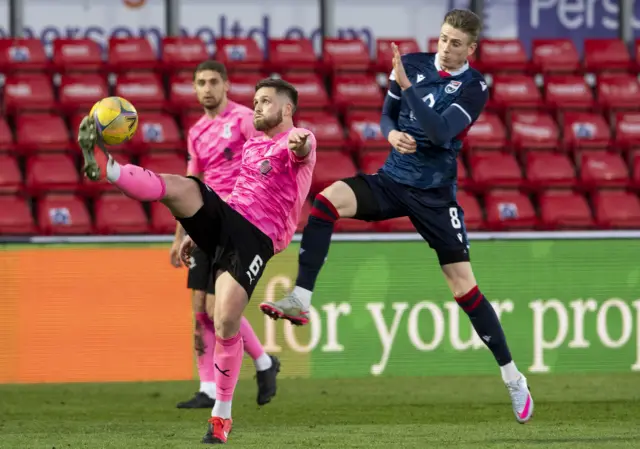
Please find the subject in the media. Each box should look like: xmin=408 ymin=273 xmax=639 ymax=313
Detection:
xmin=78 ymin=116 xmax=203 ymax=218
xmin=259 ymin=180 xmax=357 ymax=325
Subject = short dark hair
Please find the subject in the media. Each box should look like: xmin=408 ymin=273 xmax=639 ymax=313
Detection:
xmin=444 ymin=9 xmax=482 ymax=43
xmin=255 ymin=78 xmax=298 ymax=112
xmin=193 ymin=60 xmax=228 ymax=81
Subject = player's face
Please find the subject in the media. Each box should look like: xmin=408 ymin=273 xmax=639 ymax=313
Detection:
xmin=253 ymin=87 xmax=290 ymax=131
xmin=193 ymin=70 xmax=229 ymax=111
xmin=437 ymin=23 xmax=477 ymax=71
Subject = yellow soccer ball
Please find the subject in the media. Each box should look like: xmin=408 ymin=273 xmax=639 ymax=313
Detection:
xmin=89 ymin=96 xmax=139 ymax=146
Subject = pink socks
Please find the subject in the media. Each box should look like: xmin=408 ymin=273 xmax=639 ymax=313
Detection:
xmin=106 ymin=161 xmax=166 ymax=201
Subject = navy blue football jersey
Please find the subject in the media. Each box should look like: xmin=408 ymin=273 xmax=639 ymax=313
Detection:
xmin=380 ymin=52 xmax=488 ymax=191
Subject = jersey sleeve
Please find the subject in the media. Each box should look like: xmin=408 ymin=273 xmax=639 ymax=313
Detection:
xmin=240 ymin=112 xmax=261 ymax=140
xmin=450 ymin=78 xmax=489 ymax=125
xmin=186 ymin=132 xmax=202 ymax=175
xmin=288 ymin=127 xmax=316 ymax=164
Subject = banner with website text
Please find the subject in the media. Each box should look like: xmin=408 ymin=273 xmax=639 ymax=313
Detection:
xmin=1 ymin=239 xmax=639 ymax=384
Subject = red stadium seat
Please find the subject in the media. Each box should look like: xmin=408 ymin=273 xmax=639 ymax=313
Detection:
xmin=478 ymin=39 xmax=529 ymax=73
xmin=37 ymin=194 xmax=92 ymax=235
xmin=139 ymin=153 xmax=186 ymax=175
xmin=312 ymin=151 xmax=357 ymax=194
xmin=3 ymin=74 xmax=55 ymax=114
xmin=375 ymin=38 xmax=419 ymax=73
xmin=286 ymin=73 xmax=330 ymax=110
xmin=359 ymin=151 xmax=388 ymax=174
xmin=168 ymin=73 xmax=199 ymax=111
xmin=15 ymin=114 xmax=70 ymax=154
xmin=532 ymin=39 xmax=580 ymax=74
xmin=215 ymin=38 xmax=263 ymax=72
xmin=524 ymin=152 xmax=576 ymax=190
xmin=0 ymin=118 xmax=14 ymax=152
xmin=490 ymin=75 xmax=542 ymax=110
xmin=332 ymin=74 xmax=383 ymax=112
xmin=346 ymin=111 xmax=389 ymax=152
xmin=228 ymin=74 xmax=263 ymax=109
xmin=469 ymin=152 xmax=523 ymax=188
xmin=322 ymin=38 xmax=370 ymax=72
xmin=334 ymin=218 xmax=376 ymax=232
xmin=58 ymin=74 xmax=109 ymax=114
xmin=562 ymin=112 xmax=611 ymax=150
xmin=593 ymin=190 xmax=640 ymax=228
xmin=124 ymin=113 xmax=181 ymax=154
xmin=578 ymin=151 xmax=629 ymax=189
xmin=0 ymin=195 xmax=36 ymax=234
xmin=633 ymin=153 xmax=640 ymax=188
xmin=464 ymin=112 xmax=506 ymax=151
xmin=0 ymin=38 xmax=49 ymax=73
xmin=457 ymin=159 xmax=470 ymax=189
xmin=510 ymin=111 xmax=559 ymax=151
xmin=181 ymin=112 xmax=202 ymax=133
xmin=268 ymin=39 xmax=317 ymax=73
xmin=107 ymin=37 xmax=158 ymax=73
xmin=295 ymin=112 xmax=346 ymax=151
xmin=114 ymin=73 xmax=166 ymax=111
xmin=457 ymin=191 xmax=484 ymax=230
xmin=539 ymin=190 xmax=594 ymax=229
xmin=615 ymin=112 xmax=640 ymax=149
xmin=160 ymin=37 xmax=209 ymax=73
xmin=296 ymin=199 xmax=312 ymax=233
xmin=150 ymin=201 xmax=177 ymax=234
xmin=596 ymin=73 xmax=640 ymax=110
xmin=484 ymin=190 xmax=537 ymax=230
xmin=583 ymin=39 xmax=631 ymax=73
xmin=25 ymin=154 xmax=79 ymax=195
xmin=52 ymin=38 xmax=103 ymax=73
xmin=94 ymin=193 xmax=150 ymax=234
xmin=376 ymin=216 xmax=414 ymax=233
xmin=0 ymin=155 xmax=22 ymax=193
xmin=544 ymin=76 xmax=594 ymax=110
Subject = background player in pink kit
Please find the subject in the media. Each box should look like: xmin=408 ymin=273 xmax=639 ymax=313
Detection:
xmin=77 ymin=78 xmax=316 ymax=445
xmin=170 ymin=61 xmax=280 ymax=410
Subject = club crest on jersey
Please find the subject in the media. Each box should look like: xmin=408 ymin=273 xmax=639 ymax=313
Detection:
xmin=445 ymin=80 xmax=462 ymax=94
xmin=259 ymin=159 xmax=272 ymax=175
xmin=222 ymin=123 xmax=233 ymax=139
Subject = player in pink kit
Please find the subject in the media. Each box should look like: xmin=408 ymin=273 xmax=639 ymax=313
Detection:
xmin=170 ymin=61 xmax=280 ymax=410
xmin=78 ymin=78 xmax=316 ymax=445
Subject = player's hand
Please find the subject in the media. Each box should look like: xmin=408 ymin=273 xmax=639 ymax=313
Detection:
xmin=170 ymin=239 xmax=183 ymax=268
xmin=389 ymin=130 xmax=417 ymax=154
xmin=179 ymin=236 xmax=196 ymax=266
xmin=288 ymin=129 xmax=310 ymax=151
xmin=391 ymin=43 xmax=411 ymax=90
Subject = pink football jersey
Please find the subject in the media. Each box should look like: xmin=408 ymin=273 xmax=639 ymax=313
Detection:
xmin=227 ymin=127 xmax=317 ymax=253
xmin=187 ymin=101 xmax=261 ymax=198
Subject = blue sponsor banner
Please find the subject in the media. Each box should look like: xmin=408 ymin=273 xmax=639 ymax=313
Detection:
xmin=517 ymin=0 xmax=634 ymax=55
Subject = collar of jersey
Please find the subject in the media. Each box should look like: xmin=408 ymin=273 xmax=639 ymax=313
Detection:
xmin=434 ymin=55 xmax=469 ymax=77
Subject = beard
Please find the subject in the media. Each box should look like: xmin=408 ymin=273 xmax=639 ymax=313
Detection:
xmin=201 ymin=96 xmax=222 ymax=112
xmin=254 ymin=110 xmax=283 ymax=131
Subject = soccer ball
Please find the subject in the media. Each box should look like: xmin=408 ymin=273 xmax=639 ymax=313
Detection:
xmin=89 ymin=96 xmax=139 ymax=146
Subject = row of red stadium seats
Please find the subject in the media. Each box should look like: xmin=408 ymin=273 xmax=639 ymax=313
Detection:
xmin=2 ymin=150 xmax=640 ymax=198
xmin=3 ymin=71 xmax=640 ymax=116
xmin=4 ymin=110 xmax=640 ymax=155
xmin=2 ymin=36 xmax=640 ymax=74
xmin=2 ymin=188 xmax=639 ymax=236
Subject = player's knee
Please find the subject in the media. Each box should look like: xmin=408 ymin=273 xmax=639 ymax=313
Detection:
xmin=159 ymin=175 xmax=203 ymax=218
xmin=440 ymin=260 xmax=477 ymax=297
xmin=317 ymin=181 xmax=357 ymax=218
xmin=213 ymin=312 xmax=240 ymax=339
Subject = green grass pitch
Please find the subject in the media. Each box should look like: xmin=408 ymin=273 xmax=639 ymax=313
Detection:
xmin=1 ymin=373 xmax=639 ymax=448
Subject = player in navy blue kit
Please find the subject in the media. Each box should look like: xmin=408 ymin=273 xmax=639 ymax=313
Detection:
xmin=260 ymin=9 xmax=534 ymax=423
